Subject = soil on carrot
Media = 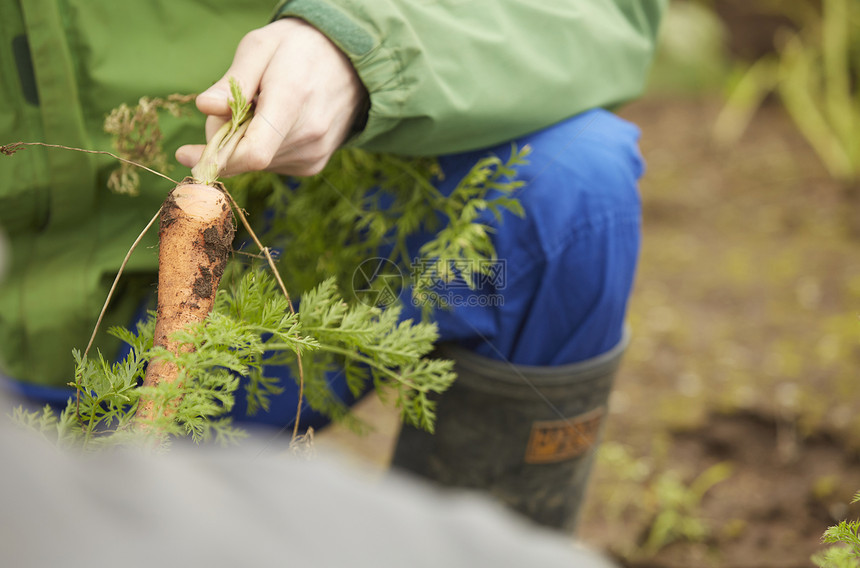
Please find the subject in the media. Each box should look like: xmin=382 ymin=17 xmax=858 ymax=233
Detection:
xmin=159 ymin=192 xmax=179 ymax=230
xmin=315 ymin=94 xmax=860 ymax=567
xmin=192 ymin=268 xmax=215 ymax=300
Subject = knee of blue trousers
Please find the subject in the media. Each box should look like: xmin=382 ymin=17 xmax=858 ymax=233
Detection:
xmin=398 ymin=109 xmax=643 ymax=366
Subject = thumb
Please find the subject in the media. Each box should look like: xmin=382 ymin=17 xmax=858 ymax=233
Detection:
xmin=196 ymin=82 xmax=233 ymax=116
xmin=176 ymin=112 xmax=228 ymax=170
xmin=175 ymin=144 xmax=205 ymax=170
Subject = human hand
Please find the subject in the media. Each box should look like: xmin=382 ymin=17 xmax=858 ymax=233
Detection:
xmin=176 ymin=18 xmax=367 ymax=177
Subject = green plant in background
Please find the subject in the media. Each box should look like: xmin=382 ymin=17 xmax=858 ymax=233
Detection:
xmin=812 ymin=491 xmax=860 ymax=568
xmin=594 ymin=441 xmax=733 ymax=558
xmin=641 ymin=461 xmax=734 ymax=555
xmin=714 ymin=0 xmax=860 ymax=184
xmin=595 ymin=441 xmax=654 ymax=522
xmin=645 ymin=0 xmax=731 ymax=94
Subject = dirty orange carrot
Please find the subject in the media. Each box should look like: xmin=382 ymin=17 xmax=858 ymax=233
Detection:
xmin=135 ymin=180 xmax=234 ymax=425
xmin=134 ymin=79 xmax=252 ymax=429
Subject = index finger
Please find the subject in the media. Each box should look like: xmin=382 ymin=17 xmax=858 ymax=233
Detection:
xmin=196 ymin=25 xmax=280 ymax=117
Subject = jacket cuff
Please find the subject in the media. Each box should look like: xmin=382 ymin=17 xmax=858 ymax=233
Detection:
xmin=272 ymin=0 xmax=405 ymax=149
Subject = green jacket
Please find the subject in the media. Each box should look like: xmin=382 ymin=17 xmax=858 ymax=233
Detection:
xmin=0 ymin=0 xmax=664 ymax=388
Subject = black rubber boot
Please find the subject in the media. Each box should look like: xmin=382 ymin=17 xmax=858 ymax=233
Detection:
xmin=391 ymin=333 xmax=627 ymax=532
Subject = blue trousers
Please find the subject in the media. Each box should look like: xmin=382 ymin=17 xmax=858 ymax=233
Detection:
xmin=3 ymin=109 xmax=643 ymax=431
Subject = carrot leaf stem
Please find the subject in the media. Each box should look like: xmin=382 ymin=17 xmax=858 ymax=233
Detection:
xmin=192 ymin=78 xmax=253 ymax=185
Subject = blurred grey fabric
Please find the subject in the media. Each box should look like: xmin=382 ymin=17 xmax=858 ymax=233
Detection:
xmin=0 ymin=400 xmax=618 ymax=568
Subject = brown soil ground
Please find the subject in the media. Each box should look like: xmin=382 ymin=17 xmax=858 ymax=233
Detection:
xmin=316 ymin=96 xmax=860 ymax=567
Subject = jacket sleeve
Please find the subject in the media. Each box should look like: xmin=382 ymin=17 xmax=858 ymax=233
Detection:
xmin=273 ymin=0 xmax=665 ymax=155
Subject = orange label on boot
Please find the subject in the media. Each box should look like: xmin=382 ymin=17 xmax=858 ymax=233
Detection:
xmin=524 ymin=407 xmax=606 ymax=464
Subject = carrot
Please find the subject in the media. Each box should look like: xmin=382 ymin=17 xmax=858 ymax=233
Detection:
xmin=135 ymin=180 xmax=234 ymax=425
xmin=134 ymin=79 xmax=253 ymax=429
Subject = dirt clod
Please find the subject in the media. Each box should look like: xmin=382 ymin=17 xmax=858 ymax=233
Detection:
xmin=159 ymin=192 xmax=179 ymax=231
xmin=192 ymin=267 xmax=214 ymax=300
